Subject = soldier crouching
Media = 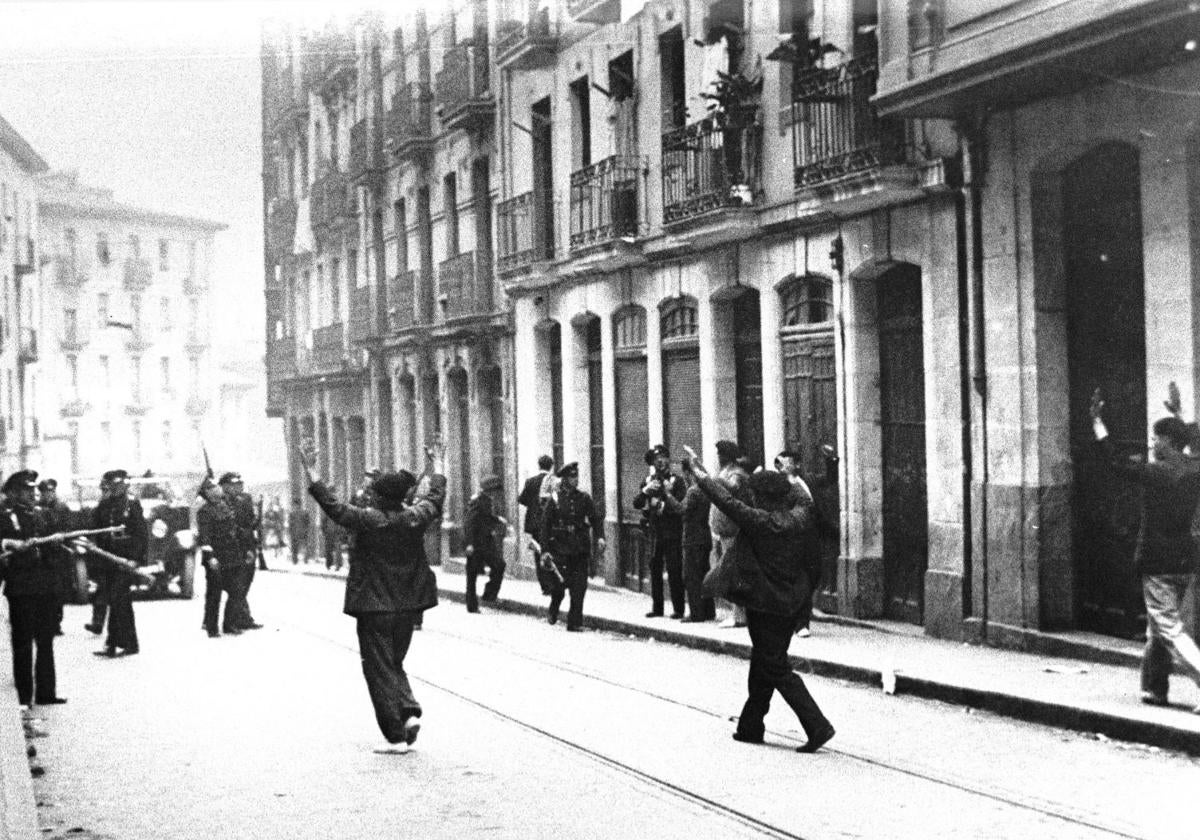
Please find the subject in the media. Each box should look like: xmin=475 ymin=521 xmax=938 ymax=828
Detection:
xmin=538 ymin=462 xmax=605 ymax=632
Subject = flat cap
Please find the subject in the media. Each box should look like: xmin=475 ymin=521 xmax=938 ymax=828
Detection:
xmin=644 ymin=444 xmax=670 ymax=466
xmin=37 ymin=478 xmax=58 ymax=492
xmin=372 ymin=470 xmax=417 ymax=502
xmin=101 ymin=468 xmax=129 ymax=484
xmin=3 ymin=470 xmax=38 ymax=494
xmin=556 ymin=462 xmax=579 ymax=479
xmin=218 ymin=471 xmax=243 ymax=485
xmin=480 ymin=475 xmax=503 ymax=492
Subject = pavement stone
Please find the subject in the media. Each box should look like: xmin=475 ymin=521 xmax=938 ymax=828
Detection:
xmin=269 ymin=557 xmax=1200 ymax=754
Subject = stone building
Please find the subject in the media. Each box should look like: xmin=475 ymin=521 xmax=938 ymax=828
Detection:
xmin=264 ymin=0 xmax=1200 ymax=646
xmin=36 ymin=171 xmax=225 ymax=485
xmin=0 ymin=115 xmax=47 ymax=478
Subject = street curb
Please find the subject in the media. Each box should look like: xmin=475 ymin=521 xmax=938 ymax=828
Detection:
xmin=268 ymin=566 xmax=1200 ymax=755
xmin=0 ymin=601 xmax=42 ymax=840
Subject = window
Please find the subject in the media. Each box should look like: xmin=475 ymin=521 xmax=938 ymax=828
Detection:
xmin=779 ymin=275 xmax=833 ymax=327
xmin=6 ymin=371 xmax=13 ymax=431
xmin=659 ymin=28 xmax=686 ymax=131
xmin=97 ymin=293 xmax=110 ymax=327
xmin=130 ymin=295 xmax=143 ymax=333
xmin=444 ymin=172 xmax=459 ymax=257
xmin=188 ymin=241 xmax=198 ymax=277
xmin=101 ymin=421 xmax=112 ymax=452
xmin=63 ymin=309 xmax=78 ymax=344
xmin=348 ymin=249 xmax=359 ymax=288
xmin=569 ymin=76 xmax=591 ymax=171
xmin=162 ymin=420 xmax=172 ymax=455
xmin=158 ymin=238 xmax=170 ymax=271
xmin=331 ymin=258 xmax=341 ymax=314
xmin=659 ymin=297 xmax=699 ymax=340
xmin=65 ymin=228 xmax=78 ymax=261
xmin=99 ymin=356 xmax=111 ymax=393
xmin=395 ymin=199 xmax=408 ymax=270
xmin=97 ymin=233 xmax=111 ymax=266
xmin=160 ymin=356 xmax=171 ymax=393
xmin=189 ymin=356 xmax=201 ymax=390
xmin=67 ymin=355 xmax=79 ymax=393
xmin=614 ymin=306 xmax=647 ymax=350
xmin=131 ymin=357 xmax=143 ymax=402
xmin=132 ymin=420 xmax=142 ymax=463
xmin=160 ymin=297 xmax=171 ymax=331
xmin=128 ymin=234 xmax=141 ymax=259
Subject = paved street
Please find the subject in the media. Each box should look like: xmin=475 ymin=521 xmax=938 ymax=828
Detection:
xmin=23 ymin=572 xmax=1200 ymax=840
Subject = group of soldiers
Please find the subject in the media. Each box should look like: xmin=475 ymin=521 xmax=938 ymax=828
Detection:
xmin=196 ymin=471 xmax=265 ymax=638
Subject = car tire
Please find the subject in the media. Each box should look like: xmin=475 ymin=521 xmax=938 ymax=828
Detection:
xmin=179 ymin=550 xmax=196 ymax=600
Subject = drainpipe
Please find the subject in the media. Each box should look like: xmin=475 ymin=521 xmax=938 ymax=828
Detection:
xmin=960 ymin=112 xmax=990 ymax=640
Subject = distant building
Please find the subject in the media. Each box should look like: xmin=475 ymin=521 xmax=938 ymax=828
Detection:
xmin=36 ymin=170 xmax=226 ymax=484
xmin=0 ymin=114 xmax=48 ymax=477
xmin=214 ymin=344 xmax=282 ymax=484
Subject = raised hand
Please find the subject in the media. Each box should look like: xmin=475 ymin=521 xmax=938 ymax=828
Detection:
xmin=424 ymin=437 xmax=446 ymax=474
xmin=682 ymin=445 xmax=708 ymax=479
xmin=1165 ymin=381 xmax=1183 ymax=418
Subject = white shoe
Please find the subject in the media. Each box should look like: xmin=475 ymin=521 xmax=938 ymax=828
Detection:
xmin=403 ymin=716 xmax=421 ymax=745
xmin=373 ymin=741 xmax=410 ymax=755
xmin=796 ymin=627 xmax=811 ymax=638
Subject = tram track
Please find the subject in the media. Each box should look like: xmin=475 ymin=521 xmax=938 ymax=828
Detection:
xmin=273 ymin=595 xmax=1150 ymax=840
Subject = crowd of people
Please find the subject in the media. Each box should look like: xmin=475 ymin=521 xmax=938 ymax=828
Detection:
xmin=0 ymin=467 xmax=266 ymax=711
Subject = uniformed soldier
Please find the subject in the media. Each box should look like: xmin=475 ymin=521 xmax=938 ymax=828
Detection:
xmin=196 ymin=478 xmax=239 ymax=637
xmin=1 ymin=470 xmax=68 ymax=706
xmin=539 ymin=463 xmax=605 ymax=631
xmin=463 ymin=475 xmax=508 ymax=613
xmin=91 ymin=469 xmax=147 ymax=657
xmin=220 ymin=472 xmax=263 ymax=631
xmin=37 ymin=478 xmax=77 ymax=635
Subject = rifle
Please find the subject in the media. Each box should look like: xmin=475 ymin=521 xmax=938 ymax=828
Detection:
xmin=255 ymin=495 xmax=268 ymax=570
xmin=201 ymin=440 xmax=214 ymax=481
xmin=0 ymin=525 xmax=127 ymax=561
xmin=72 ymin=539 xmax=156 ymax=585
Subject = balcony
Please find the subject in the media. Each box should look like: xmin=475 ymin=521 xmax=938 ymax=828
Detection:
xmin=185 ymin=395 xmax=210 ymax=417
xmin=267 ymin=197 xmax=298 ymax=260
xmin=438 ymin=251 xmax=493 ymax=321
xmin=54 ymin=257 xmax=88 ymax=286
xmin=14 ymin=238 xmax=34 ymax=277
xmin=309 ymin=166 xmax=356 ymax=238
xmin=125 ymin=396 xmax=152 ymax=417
xmin=567 ymin=0 xmax=620 ymax=25
xmin=186 ymin=331 xmax=210 ymax=353
xmin=126 ymin=328 xmax=153 ymax=353
xmin=311 ymin=29 xmax=357 ymax=96
xmin=267 ymin=336 xmax=298 ymax=380
xmin=386 ymin=82 xmax=434 ymax=162
xmin=60 ymin=323 xmax=89 ymax=352
xmin=497 ymin=191 xmax=552 ymax=275
xmin=791 ymin=57 xmax=907 ymax=190
xmin=17 ymin=327 xmax=37 ymax=363
xmin=348 ymin=284 xmax=375 ymax=344
xmin=183 ymin=272 xmax=208 ymax=296
xmin=496 ymin=5 xmax=558 ymax=70
xmin=569 ymin=155 xmax=643 ymax=252
xmin=435 ymin=41 xmax=493 ymax=134
xmin=312 ymin=322 xmax=346 ymax=371
xmin=123 ymin=257 xmax=153 ymax=291
xmin=349 ymin=119 xmax=383 ymax=187
xmin=389 ymin=270 xmax=416 ymax=332
xmin=661 ymin=114 xmax=761 ymax=225
xmin=60 ymin=398 xmax=90 ymax=418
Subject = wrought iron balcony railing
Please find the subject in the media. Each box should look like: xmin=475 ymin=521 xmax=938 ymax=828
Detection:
xmin=126 ymin=328 xmax=154 ymax=352
xmin=791 ymin=56 xmax=907 ymax=189
xmin=14 ymin=238 xmax=34 ymax=276
xmin=435 ymin=41 xmax=493 ymax=134
xmin=497 ymin=191 xmax=552 ymax=274
xmin=60 ymin=323 xmax=89 ymax=351
xmin=438 ymin=251 xmax=493 ymax=320
xmin=60 ymin=398 xmax=90 ymax=418
xmin=123 ymin=257 xmax=153 ymax=291
xmin=185 ymin=395 xmax=210 ymax=416
xmin=569 ymin=155 xmax=642 ymax=251
xmin=386 ymin=82 xmax=434 ymax=159
xmin=496 ymin=3 xmax=558 ymax=69
xmin=309 ymin=166 xmax=353 ymax=233
xmin=312 ymin=322 xmax=345 ymax=370
xmin=55 ymin=257 xmax=88 ymax=286
xmin=662 ymin=113 xmax=761 ymax=224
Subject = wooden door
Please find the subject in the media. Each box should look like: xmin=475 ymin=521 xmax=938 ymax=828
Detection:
xmin=878 ymin=267 xmax=927 ymax=624
xmin=615 ymin=354 xmax=649 ymax=591
xmin=734 ymin=291 xmax=765 ymax=469
xmin=1066 ymin=143 xmax=1147 ymax=639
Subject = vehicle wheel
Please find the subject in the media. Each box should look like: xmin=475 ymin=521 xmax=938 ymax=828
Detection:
xmin=179 ymin=551 xmax=196 ymax=600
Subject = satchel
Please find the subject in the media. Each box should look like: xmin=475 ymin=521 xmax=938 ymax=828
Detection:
xmin=702 ymin=535 xmax=758 ymax=605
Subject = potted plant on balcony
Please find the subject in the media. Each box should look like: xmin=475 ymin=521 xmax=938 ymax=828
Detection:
xmin=700 ymin=66 xmax=763 ymax=205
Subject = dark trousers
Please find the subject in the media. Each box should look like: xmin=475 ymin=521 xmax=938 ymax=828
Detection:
xmin=547 ymin=554 xmax=588 ymax=629
xmin=90 ymin=590 xmax=108 ymax=631
xmin=223 ymin=561 xmax=251 ymax=631
xmin=649 ymin=537 xmax=685 ymax=616
xmin=7 ymin=595 xmax=58 ymax=704
xmin=106 ymin=577 xmax=138 ymax=652
xmin=465 ymin=554 xmax=506 ymax=611
xmin=242 ymin=559 xmax=258 ymax=620
xmin=683 ymin=543 xmax=715 ymax=620
xmin=356 ymin=612 xmax=420 ymax=743
xmin=738 ymin=610 xmax=831 ymax=740
xmin=203 ymin=567 xmax=233 ymax=632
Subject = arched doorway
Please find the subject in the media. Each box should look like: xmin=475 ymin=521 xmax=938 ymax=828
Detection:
xmin=779 ymin=274 xmax=839 ymax=612
xmin=1067 ymin=142 xmax=1147 ymax=638
xmin=613 ymin=305 xmax=649 ymax=591
xmin=877 ymin=264 xmax=927 ymax=624
xmin=660 ymin=296 xmax=701 ymax=462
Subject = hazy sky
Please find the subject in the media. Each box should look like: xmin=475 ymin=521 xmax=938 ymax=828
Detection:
xmin=0 ymin=1 xmax=308 ymax=349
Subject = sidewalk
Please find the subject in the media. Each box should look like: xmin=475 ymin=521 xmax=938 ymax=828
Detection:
xmin=0 ymin=601 xmax=42 ymax=840
xmin=267 ymin=557 xmax=1200 ymax=756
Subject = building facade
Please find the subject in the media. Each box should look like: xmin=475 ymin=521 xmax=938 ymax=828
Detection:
xmin=36 ymin=171 xmax=225 ymax=485
xmin=263 ymin=0 xmax=1200 ymax=647
xmin=0 ymin=115 xmax=47 ymax=478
